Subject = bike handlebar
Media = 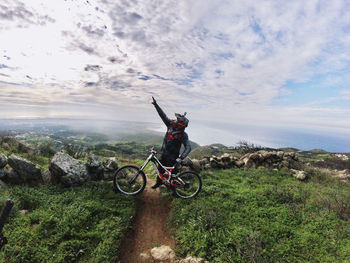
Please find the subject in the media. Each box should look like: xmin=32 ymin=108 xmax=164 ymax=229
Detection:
xmin=150 ymin=147 xmax=157 ymax=154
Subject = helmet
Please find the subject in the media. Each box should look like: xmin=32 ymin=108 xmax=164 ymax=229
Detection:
xmin=174 ymin=112 xmax=189 ymax=128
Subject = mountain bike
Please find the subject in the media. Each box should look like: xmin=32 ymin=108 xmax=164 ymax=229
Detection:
xmin=113 ymin=147 xmax=202 ymax=199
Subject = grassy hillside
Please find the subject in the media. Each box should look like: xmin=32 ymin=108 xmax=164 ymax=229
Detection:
xmin=0 ymin=182 xmax=136 ymax=263
xmin=170 ymin=168 xmax=350 ymax=262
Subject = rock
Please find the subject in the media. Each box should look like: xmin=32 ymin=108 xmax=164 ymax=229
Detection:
xmin=19 ymin=210 xmax=29 ymax=216
xmin=150 ymin=245 xmax=176 ymax=262
xmin=203 ymin=164 xmax=211 ymax=170
xmin=86 ymin=153 xmax=104 ymax=180
xmin=261 ymin=151 xmax=273 ymax=159
xmin=0 ymin=153 xmax=7 ymax=168
xmin=235 ymin=159 xmax=244 ymax=168
xmin=3 ymin=167 xmax=22 ymax=184
xmin=49 ymin=151 xmax=89 ymax=186
xmin=242 ymin=156 xmax=254 ymax=168
xmin=190 ymin=159 xmax=201 ymax=172
xmin=41 ymin=169 xmax=54 ymax=184
xmin=291 ymin=169 xmax=307 ymax=180
xmin=199 ymin=158 xmax=209 ymax=166
xmin=220 ymin=153 xmax=231 ymax=163
xmin=282 ymin=160 xmax=290 ymax=168
xmin=209 ymin=157 xmax=224 ymax=169
xmin=0 ymin=179 xmax=7 ymax=189
xmin=0 ymin=136 xmax=34 ymax=154
xmin=103 ymin=157 xmax=119 ymax=180
xmin=277 ymin=151 xmax=284 ymax=158
xmin=0 ymin=168 xmax=4 ymax=179
xmin=182 ymin=157 xmax=193 ymax=167
xmin=8 ymin=154 xmax=42 ymax=183
xmin=335 ymin=169 xmax=350 ymax=180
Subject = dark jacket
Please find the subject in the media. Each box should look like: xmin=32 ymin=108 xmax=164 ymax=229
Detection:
xmin=154 ymin=102 xmax=191 ymax=160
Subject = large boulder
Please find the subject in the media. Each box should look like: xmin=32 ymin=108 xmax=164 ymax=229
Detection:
xmin=49 ymin=151 xmax=89 ymax=186
xmin=86 ymin=153 xmax=104 ymax=180
xmin=2 ymin=167 xmax=23 ymax=184
xmin=150 ymin=245 xmax=176 ymax=262
xmin=0 ymin=136 xmax=35 ymax=154
xmin=235 ymin=150 xmax=303 ymax=170
xmin=0 ymin=153 xmax=7 ymax=168
xmin=103 ymin=157 xmax=119 ymax=180
xmin=7 ymin=154 xmax=41 ymax=183
xmin=187 ymin=150 xmax=303 ymax=172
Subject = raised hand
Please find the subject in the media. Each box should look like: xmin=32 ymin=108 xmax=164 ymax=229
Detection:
xmin=151 ymin=96 xmax=157 ymax=105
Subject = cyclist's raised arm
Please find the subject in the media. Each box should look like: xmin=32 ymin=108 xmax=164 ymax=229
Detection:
xmin=180 ymin=132 xmax=191 ymax=159
xmin=152 ymin=97 xmax=171 ymax=127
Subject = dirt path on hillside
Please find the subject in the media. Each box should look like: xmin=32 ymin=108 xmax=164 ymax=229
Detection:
xmin=117 ymin=179 xmax=175 ymax=263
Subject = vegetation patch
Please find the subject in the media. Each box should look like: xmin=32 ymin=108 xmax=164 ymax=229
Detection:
xmin=170 ymin=168 xmax=350 ymax=262
xmin=0 ymin=182 xmax=136 ymax=263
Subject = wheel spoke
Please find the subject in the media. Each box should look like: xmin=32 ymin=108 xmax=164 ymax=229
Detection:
xmin=114 ymin=166 xmax=146 ymax=195
xmin=174 ymin=172 xmax=202 ymax=199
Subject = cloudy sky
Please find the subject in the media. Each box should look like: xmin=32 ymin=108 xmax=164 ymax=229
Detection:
xmin=0 ymin=0 xmax=350 ymax=151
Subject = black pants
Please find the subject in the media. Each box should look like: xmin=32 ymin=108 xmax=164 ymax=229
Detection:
xmin=156 ymin=154 xmax=177 ymax=185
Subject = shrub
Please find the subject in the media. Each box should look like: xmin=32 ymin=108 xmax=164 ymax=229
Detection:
xmin=0 ymin=182 xmax=136 ymax=263
xmin=171 ymin=169 xmax=350 ymax=262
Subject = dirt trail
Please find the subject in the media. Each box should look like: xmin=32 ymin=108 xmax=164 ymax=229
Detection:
xmin=117 ymin=179 xmax=175 ymax=263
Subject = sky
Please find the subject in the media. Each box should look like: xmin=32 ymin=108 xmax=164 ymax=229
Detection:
xmin=0 ymin=0 xmax=350 ymax=151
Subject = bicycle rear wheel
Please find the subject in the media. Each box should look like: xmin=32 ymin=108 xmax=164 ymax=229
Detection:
xmin=172 ymin=171 xmax=202 ymax=199
xmin=113 ymin=165 xmax=146 ymax=196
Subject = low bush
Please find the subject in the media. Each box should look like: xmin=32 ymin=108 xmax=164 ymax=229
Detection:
xmin=170 ymin=168 xmax=350 ymax=262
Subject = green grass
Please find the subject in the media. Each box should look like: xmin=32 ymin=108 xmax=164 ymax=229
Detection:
xmin=170 ymin=168 xmax=350 ymax=263
xmin=0 ymin=182 xmax=136 ymax=263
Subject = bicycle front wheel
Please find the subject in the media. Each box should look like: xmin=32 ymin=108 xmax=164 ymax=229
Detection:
xmin=172 ymin=171 xmax=202 ymax=199
xmin=113 ymin=165 xmax=146 ymax=196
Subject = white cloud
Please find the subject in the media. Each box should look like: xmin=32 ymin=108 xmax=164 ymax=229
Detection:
xmin=0 ymin=0 xmax=350 ymax=142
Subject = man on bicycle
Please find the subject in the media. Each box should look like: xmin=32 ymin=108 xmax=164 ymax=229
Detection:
xmin=151 ymin=96 xmax=191 ymax=189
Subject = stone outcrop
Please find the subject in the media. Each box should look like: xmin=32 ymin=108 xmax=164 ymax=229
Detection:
xmin=291 ymin=169 xmax=307 ymax=180
xmin=86 ymin=153 xmax=104 ymax=180
xmin=7 ymin=154 xmax=42 ymax=183
xmin=41 ymin=169 xmax=53 ymax=184
xmin=142 ymin=245 xmax=209 ymax=263
xmin=188 ymin=150 xmax=303 ymax=172
xmin=49 ymin=151 xmax=89 ymax=186
xmin=2 ymin=167 xmax=23 ymax=184
xmin=0 ymin=136 xmax=35 ymax=154
xmin=334 ymin=169 xmax=350 ymax=182
xmin=0 ymin=153 xmax=7 ymax=168
xmin=0 ymin=153 xmax=8 ymax=181
xmin=103 ymin=157 xmax=119 ymax=180
xmin=150 ymin=245 xmax=176 ymax=262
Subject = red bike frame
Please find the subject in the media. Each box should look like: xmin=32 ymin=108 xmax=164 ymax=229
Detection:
xmin=138 ymin=147 xmax=184 ymax=187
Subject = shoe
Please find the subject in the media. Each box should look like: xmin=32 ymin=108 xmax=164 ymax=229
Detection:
xmin=151 ymin=182 xmax=162 ymax=189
